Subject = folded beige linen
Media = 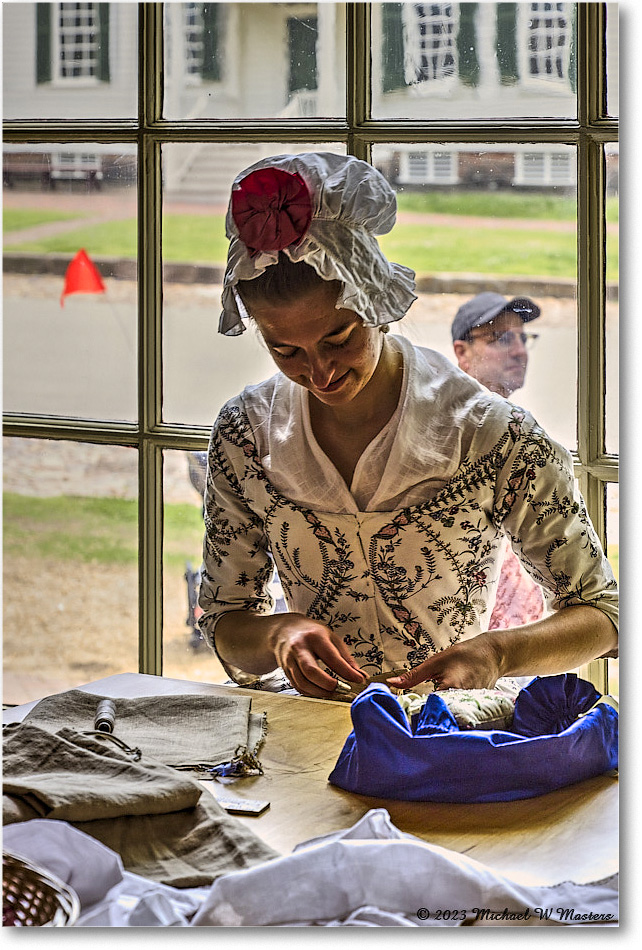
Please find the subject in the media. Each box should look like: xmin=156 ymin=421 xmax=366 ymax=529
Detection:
xmin=3 ymin=723 xmax=201 ymax=822
xmin=3 ymin=720 xmax=279 ymax=887
xmin=71 ymin=790 xmax=280 ymax=888
xmin=20 ymin=688 xmax=266 ymax=776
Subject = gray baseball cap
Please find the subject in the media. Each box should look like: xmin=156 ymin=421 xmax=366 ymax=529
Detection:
xmin=451 ymin=292 xmax=540 ymax=343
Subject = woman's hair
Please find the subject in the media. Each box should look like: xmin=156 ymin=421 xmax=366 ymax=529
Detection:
xmin=237 ymin=252 xmax=340 ymax=311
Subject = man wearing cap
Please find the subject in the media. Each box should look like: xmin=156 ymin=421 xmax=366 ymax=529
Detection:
xmin=452 ymin=292 xmax=544 ymax=630
xmin=451 ymin=292 xmax=540 ymax=398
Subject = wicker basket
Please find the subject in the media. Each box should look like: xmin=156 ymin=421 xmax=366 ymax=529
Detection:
xmin=3 ymin=852 xmax=80 ymax=927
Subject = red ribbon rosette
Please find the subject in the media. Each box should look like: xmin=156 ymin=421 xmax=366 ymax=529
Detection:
xmin=231 ymin=167 xmax=313 ymax=252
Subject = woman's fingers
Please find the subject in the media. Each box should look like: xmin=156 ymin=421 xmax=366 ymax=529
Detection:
xmin=272 ymin=617 xmax=365 ymax=697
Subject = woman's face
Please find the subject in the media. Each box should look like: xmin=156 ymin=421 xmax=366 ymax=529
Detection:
xmin=250 ymin=281 xmax=384 ymax=407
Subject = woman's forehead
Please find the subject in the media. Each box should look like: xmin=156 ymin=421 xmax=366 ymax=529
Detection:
xmin=252 ymin=287 xmax=359 ymax=343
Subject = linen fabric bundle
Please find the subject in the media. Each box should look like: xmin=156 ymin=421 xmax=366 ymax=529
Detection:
xmin=3 ymin=692 xmax=279 ymax=888
xmin=328 ymin=674 xmax=618 ymax=803
xmin=16 ymin=688 xmax=266 ymax=777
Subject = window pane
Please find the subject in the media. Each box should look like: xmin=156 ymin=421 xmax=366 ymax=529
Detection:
xmin=3 ymin=145 xmax=137 ymax=422
xmin=163 ymin=2 xmax=346 ymax=119
xmin=2 ymin=2 xmax=137 ymax=120
xmin=606 ymin=3 xmax=618 ymax=117
xmin=3 ymin=437 xmax=139 ymax=705
xmin=162 ymin=449 xmax=227 ymax=684
xmin=605 ymin=143 xmax=619 ymax=455
xmin=373 ymin=142 xmax=578 ymax=451
xmin=606 ymin=482 xmax=618 ymax=697
xmin=373 ymin=2 xmax=578 ymax=120
xmin=161 ymin=142 xmax=346 ymax=427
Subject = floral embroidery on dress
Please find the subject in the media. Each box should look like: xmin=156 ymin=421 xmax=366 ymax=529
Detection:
xmin=199 ymin=393 xmax=617 ymax=683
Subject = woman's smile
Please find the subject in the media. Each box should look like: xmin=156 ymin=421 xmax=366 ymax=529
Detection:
xmin=249 ymin=282 xmax=387 ymax=409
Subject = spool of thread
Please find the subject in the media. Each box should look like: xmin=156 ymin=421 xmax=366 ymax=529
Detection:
xmin=94 ymin=699 xmax=116 ymax=734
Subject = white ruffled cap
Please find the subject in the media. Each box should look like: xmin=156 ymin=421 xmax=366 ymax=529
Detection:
xmin=219 ymin=152 xmax=417 ymax=336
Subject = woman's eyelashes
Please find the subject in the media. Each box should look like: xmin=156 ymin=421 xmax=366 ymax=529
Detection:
xmin=272 ymin=328 xmax=355 ymax=359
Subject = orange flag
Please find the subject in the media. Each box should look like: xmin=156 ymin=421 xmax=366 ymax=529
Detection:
xmin=60 ymin=249 xmax=106 ymax=306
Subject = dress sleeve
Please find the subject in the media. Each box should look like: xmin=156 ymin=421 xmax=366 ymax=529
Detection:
xmin=491 ymin=405 xmax=618 ymax=643
xmin=198 ymin=401 xmax=276 ymax=684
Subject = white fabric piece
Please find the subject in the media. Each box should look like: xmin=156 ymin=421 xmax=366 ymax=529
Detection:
xmin=3 ymin=819 xmax=124 ymax=909
xmin=191 ymin=809 xmax=618 ymax=928
xmin=220 ymin=152 xmax=417 ymax=336
xmin=2 ymin=819 xmax=208 ymax=927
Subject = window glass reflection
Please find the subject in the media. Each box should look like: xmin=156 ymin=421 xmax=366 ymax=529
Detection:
xmin=3 ymin=437 xmax=139 ymax=705
xmin=2 ymin=2 xmax=137 ymax=120
xmin=162 ymin=142 xmax=346 ymax=427
xmin=373 ymin=142 xmax=578 ymax=451
xmin=163 ymin=2 xmax=346 ymax=119
xmin=373 ymin=2 xmax=577 ymax=120
xmin=3 ymin=145 xmax=137 ymax=422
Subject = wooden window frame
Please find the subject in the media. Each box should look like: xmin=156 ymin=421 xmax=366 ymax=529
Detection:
xmin=3 ymin=3 xmax=618 ymax=692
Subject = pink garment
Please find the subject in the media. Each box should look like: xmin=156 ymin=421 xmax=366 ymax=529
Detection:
xmin=489 ymin=544 xmax=545 ymax=629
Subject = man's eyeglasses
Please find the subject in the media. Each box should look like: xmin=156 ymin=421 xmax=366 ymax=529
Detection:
xmin=465 ymin=329 xmax=539 ymax=350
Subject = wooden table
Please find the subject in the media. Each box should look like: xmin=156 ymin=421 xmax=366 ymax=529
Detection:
xmin=3 ymin=672 xmax=618 ymax=887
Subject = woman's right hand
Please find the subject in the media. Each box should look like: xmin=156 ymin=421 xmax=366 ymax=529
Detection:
xmin=267 ymin=612 xmax=366 ymax=698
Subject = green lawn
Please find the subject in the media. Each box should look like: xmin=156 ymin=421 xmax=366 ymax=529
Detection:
xmin=3 ymin=208 xmax=84 ymax=232
xmin=379 ymin=224 xmax=582 ymax=279
xmin=3 ymin=493 xmax=203 ymax=570
xmin=7 ymin=194 xmax=618 ymax=282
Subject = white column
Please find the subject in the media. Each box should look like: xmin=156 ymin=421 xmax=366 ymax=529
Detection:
xmin=476 ymin=1 xmax=500 ymax=95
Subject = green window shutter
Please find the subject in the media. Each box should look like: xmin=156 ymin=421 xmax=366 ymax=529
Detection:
xmin=457 ymin=3 xmax=479 ymax=87
xmin=496 ymin=2 xmax=518 ymax=85
xmin=202 ymin=4 xmax=221 ymax=82
xmin=97 ymin=4 xmax=110 ymax=82
xmin=36 ymin=3 xmax=52 ymax=84
xmin=287 ymin=16 xmax=318 ymax=94
xmin=382 ymin=3 xmax=406 ymax=93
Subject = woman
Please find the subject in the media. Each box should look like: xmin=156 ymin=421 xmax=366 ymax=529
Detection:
xmin=199 ymin=152 xmax=618 ymax=699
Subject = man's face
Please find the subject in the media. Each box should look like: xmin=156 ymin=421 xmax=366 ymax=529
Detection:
xmin=453 ymin=311 xmax=532 ymax=398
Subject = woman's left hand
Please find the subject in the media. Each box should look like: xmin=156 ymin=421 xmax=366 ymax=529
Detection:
xmin=386 ymin=634 xmax=503 ymax=692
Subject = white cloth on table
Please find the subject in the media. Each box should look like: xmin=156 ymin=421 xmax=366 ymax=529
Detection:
xmin=2 ymin=820 xmax=209 ymax=927
xmin=5 ymin=811 xmax=617 ymax=927
xmin=192 ymin=808 xmax=618 ymax=927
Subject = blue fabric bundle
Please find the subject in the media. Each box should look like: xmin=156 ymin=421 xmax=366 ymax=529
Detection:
xmin=328 ymin=674 xmax=618 ymax=803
